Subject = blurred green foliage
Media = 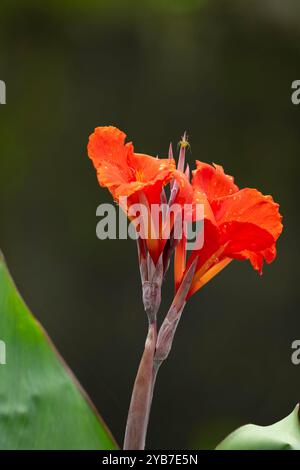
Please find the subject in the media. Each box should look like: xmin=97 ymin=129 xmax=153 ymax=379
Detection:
xmin=216 ymin=406 xmax=300 ymax=450
xmin=0 ymin=254 xmax=117 ymax=449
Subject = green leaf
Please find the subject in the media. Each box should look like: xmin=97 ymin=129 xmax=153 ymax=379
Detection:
xmin=216 ymin=405 xmax=300 ymax=450
xmin=0 ymin=252 xmax=118 ymax=450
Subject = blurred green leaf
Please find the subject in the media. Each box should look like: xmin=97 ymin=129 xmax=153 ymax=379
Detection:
xmin=216 ymin=406 xmax=300 ymax=450
xmin=0 ymin=253 xmax=117 ymax=450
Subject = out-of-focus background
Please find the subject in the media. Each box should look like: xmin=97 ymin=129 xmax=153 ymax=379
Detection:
xmin=0 ymin=0 xmax=299 ymax=449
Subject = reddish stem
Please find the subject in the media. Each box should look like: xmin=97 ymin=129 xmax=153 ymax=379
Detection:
xmin=123 ymin=321 xmax=157 ymax=450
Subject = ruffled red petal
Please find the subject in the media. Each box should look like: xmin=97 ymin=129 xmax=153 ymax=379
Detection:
xmin=88 ymin=126 xmax=175 ymax=205
xmin=210 ymin=188 xmax=282 ymax=269
xmin=88 ymin=126 xmax=134 ymax=186
xmin=192 ymin=161 xmax=239 ymax=203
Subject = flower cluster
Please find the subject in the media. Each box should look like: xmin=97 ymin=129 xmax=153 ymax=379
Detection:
xmin=88 ymin=125 xmax=282 ymax=303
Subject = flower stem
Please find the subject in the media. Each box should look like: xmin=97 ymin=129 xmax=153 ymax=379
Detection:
xmin=123 ymin=321 xmax=157 ymax=450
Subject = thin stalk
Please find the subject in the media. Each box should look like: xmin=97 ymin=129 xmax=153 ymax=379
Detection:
xmin=123 ymin=321 xmax=157 ymax=450
xmin=124 ymin=258 xmax=197 ymax=449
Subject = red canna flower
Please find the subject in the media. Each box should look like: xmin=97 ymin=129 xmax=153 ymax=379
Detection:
xmin=88 ymin=126 xmax=176 ymax=262
xmin=174 ymin=160 xmax=283 ymax=298
xmin=87 ymin=126 xmax=282 ymax=298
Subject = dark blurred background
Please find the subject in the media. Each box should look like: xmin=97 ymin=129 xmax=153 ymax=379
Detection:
xmin=0 ymin=0 xmax=300 ymax=449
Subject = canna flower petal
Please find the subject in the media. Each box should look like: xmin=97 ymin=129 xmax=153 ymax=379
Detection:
xmin=88 ymin=126 xmax=133 ymax=193
xmin=211 ymin=188 xmax=283 ymax=264
xmin=230 ymin=244 xmax=277 ymax=274
xmin=88 ymin=126 xmax=175 ymax=204
xmin=192 ymin=161 xmax=239 ymax=203
xmin=114 ymin=153 xmax=175 ymax=203
xmin=188 ymin=257 xmax=232 ymax=298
